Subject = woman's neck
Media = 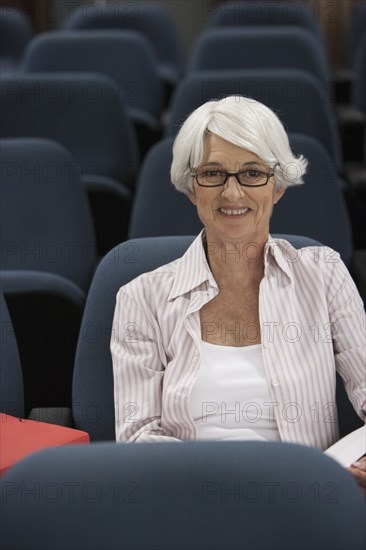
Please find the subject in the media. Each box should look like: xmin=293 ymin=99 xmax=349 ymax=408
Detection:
xmin=203 ymin=231 xmax=267 ymax=289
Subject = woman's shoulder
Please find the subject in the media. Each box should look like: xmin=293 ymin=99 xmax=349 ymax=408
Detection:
xmin=269 ymin=236 xmax=351 ymax=292
xmin=115 ymin=232 xmax=206 ymax=305
xmin=269 ymin=236 xmax=341 ymax=266
xmin=116 ymin=256 xmax=181 ymax=305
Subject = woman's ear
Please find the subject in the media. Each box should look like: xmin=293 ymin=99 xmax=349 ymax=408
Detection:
xmin=273 ymin=187 xmax=285 ymax=205
xmin=187 ymin=190 xmax=197 ymax=206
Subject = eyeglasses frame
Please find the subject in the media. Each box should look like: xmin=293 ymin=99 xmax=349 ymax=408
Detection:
xmin=190 ymin=169 xmax=275 ymax=188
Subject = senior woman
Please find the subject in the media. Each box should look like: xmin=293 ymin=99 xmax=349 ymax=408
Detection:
xmin=111 ymin=96 xmax=365 ymax=491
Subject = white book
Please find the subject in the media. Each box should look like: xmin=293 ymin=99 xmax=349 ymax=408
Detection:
xmin=324 ymin=425 xmax=366 ymax=467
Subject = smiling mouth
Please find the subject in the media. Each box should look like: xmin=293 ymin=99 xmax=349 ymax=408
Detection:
xmin=219 ymin=207 xmax=249 ymax=216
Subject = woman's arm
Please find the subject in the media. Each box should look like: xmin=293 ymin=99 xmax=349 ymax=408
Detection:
xmin=348 ymin=457 xmax=366 ymax=496
xmin=111 ymin=288 xmax=182 ymax=443
xmin=326 ymin=254 xmax=366 ymax=421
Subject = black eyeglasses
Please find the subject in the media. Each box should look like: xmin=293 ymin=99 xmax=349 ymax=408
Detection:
xmin=191 ymin=168 xmax=275 ymax=188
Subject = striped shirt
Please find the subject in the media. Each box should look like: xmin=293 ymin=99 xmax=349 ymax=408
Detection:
xmin=111 ymin=230 xmax=366 ymax=449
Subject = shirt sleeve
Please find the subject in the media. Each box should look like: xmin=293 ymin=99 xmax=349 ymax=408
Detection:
xmin=325 ymin=252 xmax=366 ymax=421
xmin=111 ymin=288 xmax=183 ymax=443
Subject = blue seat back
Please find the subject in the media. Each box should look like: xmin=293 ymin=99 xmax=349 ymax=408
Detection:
xmin=0 ymin=7 xmax=33 ymax=71
xmin=351 ymin=33 xmax=366 ymax=114
xmin=208 ymin=0 xmax=324 ymax=44
xmin=22 ymin=30 xmax=164 ymax=124
xmin=0 ymin=73 xmax=139 ymax=191
xmin=64 ymin=2 xmax=183 ymax=84
xmin=1 ymin=440 xmax=365 ymax=549
xmin=347 ymin=1 xmax=366 ymax=67
xmin=0 ymin=290 xmax=24 ymax=417
xmin=270 ymin=134 xmax=352 ymax=265
xmin=189 ymin=27 xmax=331 ymax=85
xmin=0 ymin=138 xmax=96 ymax=291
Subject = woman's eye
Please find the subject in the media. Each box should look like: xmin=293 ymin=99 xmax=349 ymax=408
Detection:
xmin=246 ymin=170 xmax=261 ymax=178
xmin=203 ymin=170 xmax=221 ymax=177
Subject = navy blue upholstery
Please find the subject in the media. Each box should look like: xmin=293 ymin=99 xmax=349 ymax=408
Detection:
xmin=64 ymin=2 xmax=183 ymax=87
xmin=0 ymin=74 xmax=138 ymax=190
xmin=0 ymin=138 xmax=96 ymax=291
xmin=189 ymin=27 xmax=331 ymax=86
xmin=0 ymin=7 xmax=33 ymax=74
xmin=0 ymin=137 xmax=94 ymax=413
xmin=0 ymin=290 xmax=24 ymax=418
xmin=129 ymin=134 xmax=352 ymax=265
xmin=74 ymin=234 xmax=329 ymax=441
xmin=22 ymin=30 xmax=164 ymax=131
xmin=347 ymin=1 xmax=366 ymax=68
xmin=164 ymin=70 xmax=343 ymax=171
xmin=1 ymin=440 xmax=365 ymax=549
xmin=128 ymin=137 xmax=202 ymax=239
xmin=351 ymin=33 xmax=366 ymax=114
xmin=208 ymin=0 xmax=324 ymax=45
xmin=271 ymin=134 xmax=352 ymax=265
xmin=0 ymin=74 xmax=139 ymax=253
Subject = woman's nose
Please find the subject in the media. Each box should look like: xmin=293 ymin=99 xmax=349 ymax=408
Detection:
xmin=221 ymin=175 xmax=245 ymax=198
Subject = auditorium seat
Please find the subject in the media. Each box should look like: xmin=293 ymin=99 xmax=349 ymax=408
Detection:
xmin=346 ymin=0 xmax=366 ymax=69
xmin=351 ymin=34 xmax=366 ymax=114
xmin=128 ymin=137 xmax=201 ymax=239
xmin=0 ymin=138 xmax=96 ymax=291
xmin=0 ymin=74 xmax=139 ymax=254
xmin=188 ymin=27 xmax=331 ymax=89
xmin=0 ymin=7 xmax=33 ymax=75
xmin=64 ymin=1 xmax=184 ymax=93
xmin=164 ymin=70 xmax=343 ymax=172
xmin=22 ymin=30 xmax=165 ymax=154
xmin=207 ymin=0 xmax=324 ymax=46
xmin=1 ymin=437 xmax=365 ymax=549
xmin=0 ymin=138 xmax=95 ymax=413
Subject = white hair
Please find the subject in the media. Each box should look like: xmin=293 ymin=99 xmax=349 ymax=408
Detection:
xmin=170 ymin=95 xmax=308 ymax=194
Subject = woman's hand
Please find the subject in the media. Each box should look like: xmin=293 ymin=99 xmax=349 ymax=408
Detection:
xmin=347 ymin=456 xmax=366 ymax=496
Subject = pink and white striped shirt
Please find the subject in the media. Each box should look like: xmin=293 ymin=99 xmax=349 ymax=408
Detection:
xmin=111 ymin=231 xmax=366 ymax=449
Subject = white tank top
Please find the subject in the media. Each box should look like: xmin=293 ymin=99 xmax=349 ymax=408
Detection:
xmin=190 ymin=341 xmax=281 ymax=441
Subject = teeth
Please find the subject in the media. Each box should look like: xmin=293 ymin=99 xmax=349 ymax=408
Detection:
xmin=219 ymin=208 xmax=248 ymax=215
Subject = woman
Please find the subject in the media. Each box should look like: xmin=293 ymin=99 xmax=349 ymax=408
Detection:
xmin=111 ymin=96 xmax=365 ymax=491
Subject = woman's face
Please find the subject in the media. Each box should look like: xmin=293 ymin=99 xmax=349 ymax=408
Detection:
xmin=188 ymin=133 xmax=285 ymax=244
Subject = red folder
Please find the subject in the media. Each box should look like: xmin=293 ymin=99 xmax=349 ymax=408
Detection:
xmin=0 ymin=413 xmax=90 ymax=476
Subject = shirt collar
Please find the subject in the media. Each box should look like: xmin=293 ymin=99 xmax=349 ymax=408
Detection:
xmin=264 ymin=235 xmax=293 ymax=282
xmin=168 ymin=231 xmax=292 ymax=301
xmin=168 ymin=230 xmax=217 ymax=301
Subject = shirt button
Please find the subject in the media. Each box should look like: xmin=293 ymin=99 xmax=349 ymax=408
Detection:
xmin=272 ymin=379 xmax=280 ymax=387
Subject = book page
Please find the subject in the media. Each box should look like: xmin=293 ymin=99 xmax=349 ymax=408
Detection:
xmin=324 ymin=425 xmax=366 ymax=467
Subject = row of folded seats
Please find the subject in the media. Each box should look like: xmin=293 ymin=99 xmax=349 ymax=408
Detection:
xmin=0 ymin=2 xmax=365 ymax=159
xmin=1 ymin=1 xmax=365 ymax=102
xmin=0 ymin=4 xmax=365 ymax=420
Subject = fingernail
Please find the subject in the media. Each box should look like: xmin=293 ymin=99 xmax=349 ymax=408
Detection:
xmin=351 ymin=461 xmax=362 ymax=468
